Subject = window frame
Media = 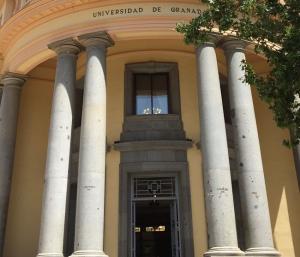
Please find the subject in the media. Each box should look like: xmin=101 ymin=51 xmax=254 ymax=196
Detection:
xmin=124 ymin=62 xmax=181 ymax=116
xmin=133 ymin=72 xmax=170 ymax=115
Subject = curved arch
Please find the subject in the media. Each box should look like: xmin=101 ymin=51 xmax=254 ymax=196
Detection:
xmin=0 ymin=1 xmax=268 ymax=75
xmin=3 ymin=32 xmax=267 ymax=75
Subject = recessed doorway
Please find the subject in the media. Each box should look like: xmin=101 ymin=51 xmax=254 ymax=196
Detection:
xmin=131 ymin=177 xmax=181 ymax=257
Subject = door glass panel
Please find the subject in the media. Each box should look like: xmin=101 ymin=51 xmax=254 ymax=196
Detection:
xmin=133 ymin=177 xmax=176 ymax=198
xmin=152 ymin=74 xmax=169 ymax=114
xmin=132 ymin=177 xmax=180 ymax=257
xmin=135 ymin=74 xmax=152 ymax=115
xmin=134 ymin=73 xmax=169 ymax=115
xmin=135 ymin=200 xmax=172 ymax=257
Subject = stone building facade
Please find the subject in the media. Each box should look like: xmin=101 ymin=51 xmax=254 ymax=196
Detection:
xmin=0 ymin=1 xmax=299 ymax=257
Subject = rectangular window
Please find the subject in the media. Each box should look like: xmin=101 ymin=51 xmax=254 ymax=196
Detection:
xmin=134 ymin=73 xmax=169 ymax=115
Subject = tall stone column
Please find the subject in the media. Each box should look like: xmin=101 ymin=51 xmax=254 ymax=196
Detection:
xmin=71 ymin=32 xmax=113 ymax=257
xmin=222 ymin=39 xmax=280 ymax=256
xmin=0 ymin=73 xmax=25 ymax=257
xmin=196 ymin=38 xmax=243 ymax=257
xmin=37 ymin=39 xmax=80 ymax=257
xmin=0 ymin=85 xmax=3 ymax=105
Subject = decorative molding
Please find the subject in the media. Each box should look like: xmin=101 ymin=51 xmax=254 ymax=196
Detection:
xmin=114 ymin=139 xmax=193 ymax=151
xmin=0 ymin=1 xmax=266 ymax=74
xmin=0 ymin=1 xmax=207 ymax=73
xmin=0 ymin=1 xmax=202 ymax=54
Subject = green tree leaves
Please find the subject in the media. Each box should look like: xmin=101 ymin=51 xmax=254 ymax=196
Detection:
xmin=177 ymin=0 xmax=300 ymax=145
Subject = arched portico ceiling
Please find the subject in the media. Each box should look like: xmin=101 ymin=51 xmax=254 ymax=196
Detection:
xmin=0 ymin=0 xmax=204 ymax=73
xmin=0 ymin=0 xmax=266 ymax=74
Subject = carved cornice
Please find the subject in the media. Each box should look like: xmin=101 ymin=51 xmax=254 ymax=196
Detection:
xmin=0 ymin=0 xmax=196 ymax=55
xmin=0 ymin=0 xmax=94 ymax=53
xmin=0 ymin=0 xmax=265 ymax=75
xmin=0 ymin=0 xmax=203 ymax=74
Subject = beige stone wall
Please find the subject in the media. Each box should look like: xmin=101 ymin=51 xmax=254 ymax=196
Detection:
xmin=3 ymin=38 xmax=300 ymax=257
xmin=3 ymin=76 xmax=54 ymax=257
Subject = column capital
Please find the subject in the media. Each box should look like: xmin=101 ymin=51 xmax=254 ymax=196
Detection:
xmin=78 ymin=31 xmax=114 ymax=48
xmin=48 ymin=38 xmax=81 ymax=56
xmin=1 ymin=72 xmax=27 ymax=87
xmin=221 ymin=38 xmax=248 ymax=54
xmin=196 ymin=33 xmax=221 ymax=49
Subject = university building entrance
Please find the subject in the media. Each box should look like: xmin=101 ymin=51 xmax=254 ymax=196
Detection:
xmin=131 ymin=177 xmax=181 ymax=257
xmin=116 ymin=62 xmax=194 ymax=257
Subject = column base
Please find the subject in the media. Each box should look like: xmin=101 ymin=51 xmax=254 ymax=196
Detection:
xmin=245 ymin=247 xmax=281 ymax=256
xmin=204 ymin=247 xmax=245 ymax=256
xmin=70 ymin=250 xmax=109 ymax=257
xmin=37 ymin=253 xmax=64 ymax=257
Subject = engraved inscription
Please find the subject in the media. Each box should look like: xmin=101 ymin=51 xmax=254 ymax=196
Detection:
xmin=92 ymin=4 xmax=201 ymax=19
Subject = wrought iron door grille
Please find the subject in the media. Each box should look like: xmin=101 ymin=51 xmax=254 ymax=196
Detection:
xmin=133 ymin=177 xmax=176 ymax=198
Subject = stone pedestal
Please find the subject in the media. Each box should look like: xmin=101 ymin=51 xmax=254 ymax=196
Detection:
xmin=36 ymin=39 xmax=80 ymax=257
xmin=196 ymin=39 xmax=243 ymax=257
xmin=0 ymin=73 xmax=25 ymax=257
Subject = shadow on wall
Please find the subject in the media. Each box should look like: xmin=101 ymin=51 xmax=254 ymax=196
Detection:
xmin=253 ymin=87 xmax=300 ymax=257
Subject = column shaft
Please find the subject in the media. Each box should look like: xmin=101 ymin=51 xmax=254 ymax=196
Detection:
xmin=37 ymin=40 xmax=80 ymax=257
xmin=223 ymin=40 xmax=280 ymax=256
xmin=0 ymin=74 xmax=25 ymax=257
xmin=0 ymin=86 xmax=3 ymax=106
xmin=196 ymin=40 xmax=242 ymax=256
xmin=72 ymin=32 xmax=113 ymax=257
